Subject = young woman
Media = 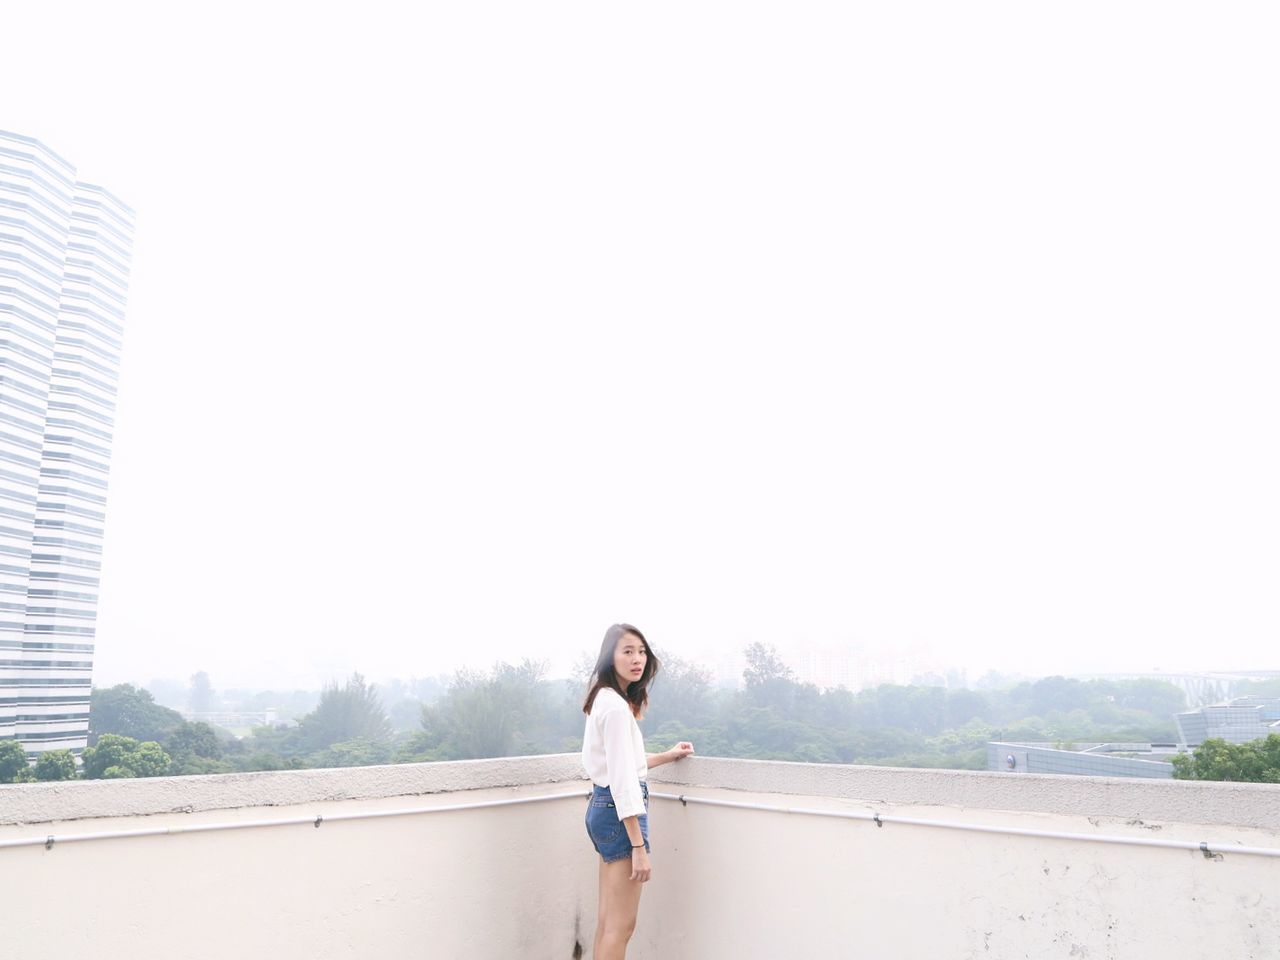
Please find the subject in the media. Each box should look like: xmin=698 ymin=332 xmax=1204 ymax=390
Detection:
xmin=582 ymin=623 xmax=694 ymax=960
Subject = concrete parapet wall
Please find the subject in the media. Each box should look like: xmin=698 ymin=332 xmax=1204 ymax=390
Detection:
xmin=642 ymin=758 xmax=1280 ymax=959
xmin=6 ymin=753 xmax=1274 ymax=830
xmin=2 ymin=755 xmax=1277 ymax=959
xmin=1 ymin=765 xmax=598 ymax=960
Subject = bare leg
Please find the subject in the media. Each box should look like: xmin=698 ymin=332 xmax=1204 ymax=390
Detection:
xmin=594 ymin=858 xmax=644 ymax=960
xmin=593 ymin=860 xmax=608 ymax=959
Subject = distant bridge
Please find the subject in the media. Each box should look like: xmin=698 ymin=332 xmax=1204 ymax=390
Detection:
xmin=1072 ymin=671 xmax=1280 ymax=707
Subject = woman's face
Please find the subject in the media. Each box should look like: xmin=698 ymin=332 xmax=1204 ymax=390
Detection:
xmin=613 ymin=632 xmax=648 ymax=685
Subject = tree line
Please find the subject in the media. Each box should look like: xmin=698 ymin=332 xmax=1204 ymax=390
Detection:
xmin=1 ymin=643 xmax=1274 ymax=784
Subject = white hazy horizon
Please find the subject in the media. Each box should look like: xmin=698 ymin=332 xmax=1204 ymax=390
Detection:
xmin=4 ymin=3 xmax=1277 ymax=694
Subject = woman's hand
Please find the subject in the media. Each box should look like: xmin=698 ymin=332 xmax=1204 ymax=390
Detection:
xmin=666 ymin=741 xmax=695 ymax=762
xmin=630 ymin=845 xmax=652 ymax=883
xmin=647 ymin=742 xmax=695 ymax=769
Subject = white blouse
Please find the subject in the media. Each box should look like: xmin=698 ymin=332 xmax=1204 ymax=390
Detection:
xmin=581 ymin=686 xmax=648 ymax=820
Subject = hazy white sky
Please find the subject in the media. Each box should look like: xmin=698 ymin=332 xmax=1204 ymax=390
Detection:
xmin=5 ymin=3 xmax=1277 ymax=690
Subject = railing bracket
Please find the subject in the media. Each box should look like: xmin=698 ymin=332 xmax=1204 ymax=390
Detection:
xmin=1200 ymin=842 xmax=1222 ymax=861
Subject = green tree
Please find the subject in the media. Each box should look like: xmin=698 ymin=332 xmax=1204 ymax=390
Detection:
xmin=0 ymin=738 xmax=30 ymax=783
xmin=395 ymin=705 xmax=449 ymax=763
xmin=189 ymin=671 xmax=215 ymax=714
xmin=944 ymin=688 xmax=990 ymax=728
xmin=858 ymin=684 xmax=948 ymax=734
xmin=90 ymin=684 xmax=228 ymax=771
xmin=236 ymin=751 xmax=306 ymax=773
xmin=426 ymin=660 xmax=561 ymax=760
xmin=308 ymin=738 xmax=394 ymax=768
xmin=294 ymin=673 xmax=392 ymax=752
xmin=240 ymin=721 xmax=306 ymax=759
xmin=164 ymin=721 xmax=231 ymax=775
xmin=1026 ymin=676 xmax=1092 ymax=716
xmin=1172 ymin=735 xmax=1280 ymax=783
xmin=436 ymin=665 xmax=527 ymax=759
xmin=1113 ymin=678 xmax=1186 ymax=717
xmin=637 ymin=654 xmax=716 ymax=731
xmin=387 ymin=697 xmax=426 ymax=732
xmin=166 ymin=721 xmax=222 ymax=761
xmin=1236 ymin=678 xmax=1280 ymax=698
xmin=33 ymin=749 xmax=77 ymax=781
xmin=89 ymin=684 xmax=185 ymax=746
xmin=742 ymin=643 xmax=804 ymax=712
xmin=81 ymin=734 xmax=172 ymax=779
xmin=743 ymin=642 xmax=794 ymax=687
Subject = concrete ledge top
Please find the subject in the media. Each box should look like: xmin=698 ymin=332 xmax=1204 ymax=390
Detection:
xmin=1 ymin=753 xmax=1276 ymax=830
xmin=0 ymin=754 xmax=587 ymax=826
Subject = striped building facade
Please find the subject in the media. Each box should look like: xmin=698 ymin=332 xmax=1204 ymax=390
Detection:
xmin=0 ymin=130 xmax=133 ymax=757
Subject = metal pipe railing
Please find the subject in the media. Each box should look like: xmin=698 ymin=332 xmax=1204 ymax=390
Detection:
xmin=4 ymin=784 xmax=1277 ymax=861
xmin=649 ymin=791 xmax=1280 ymax=859
xmin=0 ymin=789 xmax=591 ymax=851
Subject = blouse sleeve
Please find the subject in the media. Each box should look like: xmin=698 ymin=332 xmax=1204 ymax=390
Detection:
xmin=600 ymin=704 xmax=646 ymax=821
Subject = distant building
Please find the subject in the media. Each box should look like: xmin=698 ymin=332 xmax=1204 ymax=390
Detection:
xmin=792 ymin=651 xmax=867 ymax=690
xmin=1175 ymin=697 xmax=1280 ymax=747
xmin=988 ymin=741 xmax=1176 ymax=779
xmin=184 ymin=709 xmax=282 ymax=730
xmin=0 ymin=130 xmax=134 ymax=757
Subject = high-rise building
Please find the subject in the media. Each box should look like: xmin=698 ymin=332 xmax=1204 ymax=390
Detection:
xmin=0 ymin=129 xmax=134 ymax=758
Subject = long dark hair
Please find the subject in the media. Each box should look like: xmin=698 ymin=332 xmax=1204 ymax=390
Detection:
xmin=582 ymin=623 xmax=661 ymax=718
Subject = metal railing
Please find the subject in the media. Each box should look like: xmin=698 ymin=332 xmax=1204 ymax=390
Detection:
xmin=4 ymin=783 xmax=1277 ymax=861
xmin=649 ymin=791 xmax=1280 ymax=859
xmin=0 ymin=789 xmax=591 ymax=851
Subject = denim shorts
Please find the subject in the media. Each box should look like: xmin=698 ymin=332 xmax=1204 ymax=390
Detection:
xmin=585 ymin=782 xmax=650 ymax=863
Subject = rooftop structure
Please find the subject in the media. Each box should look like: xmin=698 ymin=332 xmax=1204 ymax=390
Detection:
xmin=989 ymin=741 xmax=1178 ymax=779
xmin=2 ymin=755 xmax=1277 ymax=957
xmin=1176 ymin=697 xmax=1280 ymax=747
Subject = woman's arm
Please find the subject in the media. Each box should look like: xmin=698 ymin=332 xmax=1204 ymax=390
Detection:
xmin=646 ymin=741 xmax=695 ymax=769
xmin=623 ymin=815 xmax=651 ymax=882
